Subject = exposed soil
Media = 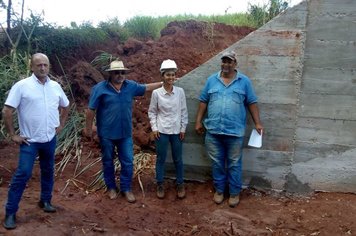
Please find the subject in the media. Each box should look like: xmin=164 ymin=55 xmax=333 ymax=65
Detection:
xmin=1 ymin=20 xmax=356 ymax=235
xmin=68 ymin=20 xmax=255 ymax=149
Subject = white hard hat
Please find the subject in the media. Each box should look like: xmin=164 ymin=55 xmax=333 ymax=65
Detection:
xmin=160 ymin=59 xmax=178 ymax=74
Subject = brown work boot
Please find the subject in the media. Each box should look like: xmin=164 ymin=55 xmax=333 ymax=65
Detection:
xmin=213 ymin=192 xmax=224 ymax=204
xmin=228 ymin=195 xmax=240 ymax=208
xmin=123 ymin=191 xmax=136 ymax=203
xmin=107 ymin=189 xmax=118 ymax=200
xmin=177 ymin=184 xmax=186 ymax=199
xmin=156 ymin=184 xmax=165 ymax=199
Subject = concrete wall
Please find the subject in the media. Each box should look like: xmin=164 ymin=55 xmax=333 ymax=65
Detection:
xmin=167 ymin=0 xmax=356 ymax=193
xmin=290 ymin=0 xmax=356 ymax=193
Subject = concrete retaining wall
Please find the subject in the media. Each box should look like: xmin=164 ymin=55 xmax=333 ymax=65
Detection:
xmin=167 ymin=0 xmax=356 ymax=193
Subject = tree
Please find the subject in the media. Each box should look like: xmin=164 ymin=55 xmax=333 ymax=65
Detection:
xmin=0 ymin=0 xmax=26 ymax=59
xmin=248 ymin=0 xmax=289 ymax=27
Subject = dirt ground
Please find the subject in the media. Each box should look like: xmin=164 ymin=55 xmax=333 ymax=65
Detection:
xmin=1 ymin=141 xmax=356 ymax=236
xmin=1 ymin=20 xmax=356 ymax=235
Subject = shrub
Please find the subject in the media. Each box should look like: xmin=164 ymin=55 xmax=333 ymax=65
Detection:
xmin=98 ymin=17 xmax=129 ymax=42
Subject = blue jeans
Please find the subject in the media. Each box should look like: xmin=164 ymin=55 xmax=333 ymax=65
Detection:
xmin=155 ymin=133 xmax=183 ymax=185
xmin=205 ymin=132 xmax=243 ymax=196
xmin=6 ymin=137 xmax=56 ymax=215
xmin=99 ymin=137 xmax=134 ymax=192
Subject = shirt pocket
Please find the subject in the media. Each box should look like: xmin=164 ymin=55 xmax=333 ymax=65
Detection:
xmin=208 ymin=89 xmax=219 ymax=102
xmin=232 ymin=89 xmax=246 ymax=104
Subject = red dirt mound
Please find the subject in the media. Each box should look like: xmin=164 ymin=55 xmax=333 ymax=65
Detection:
xmin=69 ymin=20 xmax=255 ymax=147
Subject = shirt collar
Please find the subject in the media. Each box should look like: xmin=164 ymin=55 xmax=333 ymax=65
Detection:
xmin=106 ymin=79 xmax=127 ymax=88
xmin=32 ymin=73 xmax=49 ymax=84
xmin=161 ymin=86 xmax=175 ymax=95
xmin=217 ymin=69 xmax=240 ymax=84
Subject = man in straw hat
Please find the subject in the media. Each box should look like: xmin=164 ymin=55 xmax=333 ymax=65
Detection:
xmin=85 ymin=60 xmax=163 ymax=203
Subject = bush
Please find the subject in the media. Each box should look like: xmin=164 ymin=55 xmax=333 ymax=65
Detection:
xmin=33 ymin=23 xmax=109 ymax=59
xmin=5 ymin=15 xmax=110 ymax=61
xmin=98 ymin=18 xmax=129 ymax=42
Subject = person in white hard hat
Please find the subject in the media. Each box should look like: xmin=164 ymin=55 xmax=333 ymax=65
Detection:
xmin=148 ymin=59 xmax=188 ymax=199
xmin=85 ymin=60 xmax=163 ymax=203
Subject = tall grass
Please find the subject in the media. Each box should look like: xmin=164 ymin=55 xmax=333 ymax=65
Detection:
xmin=124 ymin=16 xmax=160 ymax=40
xmin=123 ymin=13 xmax=255 ymax=40
xmin=0 ymin=54 xmax=29 ymax=139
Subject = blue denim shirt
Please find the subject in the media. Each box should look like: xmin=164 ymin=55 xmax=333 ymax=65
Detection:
xmin=88 ymin=80 xmax=146 ymax=139
xmin=199 ymin=71 xmax=258 ymax=137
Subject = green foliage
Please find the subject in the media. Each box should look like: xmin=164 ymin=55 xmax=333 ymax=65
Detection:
xmin=0 ymin=53 xmax=29 ymax=139
xmin=98 ymin=17 xmax=129 ymax=42
xmin=3 ymin=13 xmax=110 ymax=60
xmin=248 ymin=0 xmax=289 ymax=27
xmin=195 ymin=13 xmax=254 ymax=27
xmin=124 ymin=16 xmax=160 ymax=40
xmin=269 ymin=0 xmax=289 ymax=18
xmin=0 ymin=54 xmax=28 ymax=108
xmin=122 ymin=13 xmax=255 ymax=41
xmin=31 ymin=23 xmax=109 ymax=59
xmin=0 ymin=3 xmax=263 ymax=67
xmin=91 ymin=51 xmax=117 ymax=72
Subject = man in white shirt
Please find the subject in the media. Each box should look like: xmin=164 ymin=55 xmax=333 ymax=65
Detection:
xmin=2 ymin=53 xmax=70 ymax=230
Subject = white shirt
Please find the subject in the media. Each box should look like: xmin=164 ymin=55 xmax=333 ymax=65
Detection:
xmin=5 ymin=74 xmax=70 ymax=143
xmin=148 ymin=86 xmax=188 ymax=134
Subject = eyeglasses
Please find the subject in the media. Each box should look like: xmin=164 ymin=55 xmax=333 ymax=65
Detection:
xmin=112 ymin=71 xmax=126 ymax=75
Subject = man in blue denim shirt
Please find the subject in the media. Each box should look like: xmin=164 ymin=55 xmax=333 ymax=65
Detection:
xmin=195 ymin=51 xmax=263 ymax=207
xmin=85 ymin=60 xmax=162 ymax=203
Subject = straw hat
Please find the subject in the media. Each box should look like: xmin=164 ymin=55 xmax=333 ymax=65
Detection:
xmin=106 ymin=60 xmax=130 ymax=71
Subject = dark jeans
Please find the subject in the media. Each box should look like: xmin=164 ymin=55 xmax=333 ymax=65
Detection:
xmin=99 ymin=136 xmax=134 ymax=192
xmin=155 ymin=133 xmax=183 ymax=185
xmin=5 ymin=137 xmax=56 ymax=215
xmin=205 ymin=132 xmax=243 ymax=196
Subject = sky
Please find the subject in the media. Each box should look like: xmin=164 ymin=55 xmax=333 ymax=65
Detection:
xmin=3 ymin=0 xmax=303 ymax=27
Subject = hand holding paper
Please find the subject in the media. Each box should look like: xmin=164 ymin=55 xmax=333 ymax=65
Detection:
xmin=248 ymin=129 xmax=262 ymax=148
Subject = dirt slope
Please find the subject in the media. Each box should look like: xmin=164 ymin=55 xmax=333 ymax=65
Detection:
xmin=69 ymin=20 xmax=254 ymax=149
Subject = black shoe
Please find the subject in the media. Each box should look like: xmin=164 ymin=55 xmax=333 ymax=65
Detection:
xmin=38 ymin=201 xmax=57 ymax=213
xmin=3 ymin=214 xmax=16 ymax=230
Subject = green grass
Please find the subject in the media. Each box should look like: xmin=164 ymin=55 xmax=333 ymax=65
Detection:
xmin=123 ymin=13 xmax=255 ymax=40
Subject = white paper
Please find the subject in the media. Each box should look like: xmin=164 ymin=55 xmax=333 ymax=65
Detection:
xmin=248 ymin=129 xmax=262 ymax=148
